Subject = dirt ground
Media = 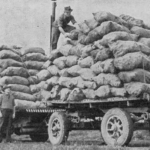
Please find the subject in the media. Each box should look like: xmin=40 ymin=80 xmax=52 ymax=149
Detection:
xmin=0 ymin=130 xmax=150 ymax=150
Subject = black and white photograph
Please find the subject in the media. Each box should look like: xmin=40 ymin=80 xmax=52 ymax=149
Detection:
xmin=0 ymin=0 xmax=150 ymax=150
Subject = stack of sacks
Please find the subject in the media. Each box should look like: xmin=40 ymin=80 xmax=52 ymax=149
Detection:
xmin=0 ymin=45 xmax=37 ymax=105
xmin=0 ymin=46 xmax=50 ymax=109
xmin=21 ymin=47 xmax=50 ymax=101
xmin=44 ymin=11 xmax=150 ymax=102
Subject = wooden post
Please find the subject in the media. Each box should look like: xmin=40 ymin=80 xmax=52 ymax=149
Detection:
xmin=50 ymin=0 xmax=57 ymax=53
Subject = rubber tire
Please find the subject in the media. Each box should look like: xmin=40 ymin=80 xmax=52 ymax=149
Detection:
xmin=101 ymin=108 xmax=133 ymax=146
xmin=30 ymin=134 xmax=48 ymax=142
xmin=48 ymin=112 xmax=69 ymax=145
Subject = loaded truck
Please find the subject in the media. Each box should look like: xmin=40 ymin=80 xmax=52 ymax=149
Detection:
xmin=13 ymin=93 xmax=150 ymax=146
xmin=9 ymin=0 xmax=150 ymax=147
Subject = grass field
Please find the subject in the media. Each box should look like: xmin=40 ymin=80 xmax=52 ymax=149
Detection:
xmin=0 ymin=130 xmax=150 ymax=150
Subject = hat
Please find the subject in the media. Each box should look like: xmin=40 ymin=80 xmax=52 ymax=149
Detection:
xmin=64 ymin=6 xmax=73 ymax=12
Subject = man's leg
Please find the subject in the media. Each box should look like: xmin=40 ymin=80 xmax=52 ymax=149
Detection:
xmin=64 ymin=25 xmax=76 ymax=33
xmin=52 ymin=27 xmax=60 ymax=50
xmin=5 ymin=110 xmax=13 ymax=142
xmin=0 ymin=109 xmax=8 ymax=141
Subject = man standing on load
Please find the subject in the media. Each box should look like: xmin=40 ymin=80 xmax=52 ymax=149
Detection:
xmin=52 ymin=6 xmax=78 ymax=50
xmin=0 ymin=85 xmax=15 ymax=143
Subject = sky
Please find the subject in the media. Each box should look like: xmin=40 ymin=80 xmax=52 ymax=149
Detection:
xmin=0 ymin=0 xmax=150 ymax=54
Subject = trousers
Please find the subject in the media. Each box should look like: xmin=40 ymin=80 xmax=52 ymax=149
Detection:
xmin=0 ymin=109 xmax=13 ymax=142
xmin=52 ymin=25 xmax=75 ymax=50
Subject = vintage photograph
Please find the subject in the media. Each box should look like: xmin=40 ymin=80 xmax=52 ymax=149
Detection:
xmin=0 ymin=0 xmax=150 ymax=149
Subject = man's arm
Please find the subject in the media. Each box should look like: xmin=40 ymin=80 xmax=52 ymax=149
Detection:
xmin=58 ymin=15 xmax=68 ymax=36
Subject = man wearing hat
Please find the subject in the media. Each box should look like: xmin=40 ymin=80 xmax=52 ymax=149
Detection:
xmin=52 ymin=6 xmax=78 ymax=50
xmin=0 ymin=85 xmax=15 ymax=143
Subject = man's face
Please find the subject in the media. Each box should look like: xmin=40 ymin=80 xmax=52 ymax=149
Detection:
xmin=64 ymin=11 xmax=71 ymax=17
xmin=4 ymin=88 xmax=10 ymax=94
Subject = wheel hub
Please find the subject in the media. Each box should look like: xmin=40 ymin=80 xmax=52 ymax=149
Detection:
xmin=51 ymin=118 xmax=61 ymax=138
xmin=106 ymin=116 xmax=123 ymax=139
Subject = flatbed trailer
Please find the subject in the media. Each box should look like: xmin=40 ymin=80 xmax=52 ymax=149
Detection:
xmin=13 ymin=96 xmax=150 ymax=146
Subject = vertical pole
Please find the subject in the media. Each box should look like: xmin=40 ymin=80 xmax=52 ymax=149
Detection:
xmin=50 ymin=0 xmax=57 ymax=53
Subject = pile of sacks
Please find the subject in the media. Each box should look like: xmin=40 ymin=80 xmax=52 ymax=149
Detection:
xmin=46 ymin=11 xmax=150 ymax=101
xmin=0 ymin=46 xmax=48 ymax=109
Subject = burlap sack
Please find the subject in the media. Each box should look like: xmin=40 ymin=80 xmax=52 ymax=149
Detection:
xmin=118 ymin=69 xmax=150 ymax=83
xmin=78 ymin=56 xmax=94 ymax=68
xmin=95 ymin=48 xmax=111 ymax=61
xmin=120 ymin=14 xmax=144 ymax=28
xmin=124 ymin=82 xmax=150 ymax=96
xmin=36 ymin=69 xmax=51 ymax=81
xmin=93 ymin=73 xmax=121 ymax=87
xmin=40 ymin=89 xmax=52 ymax=101
xmin=28 ymin=76 xmax=40 ymax=84
xmin=12 ymin=91 xmax=36 ymax=101
xmin=28 ymin=69 xmax=39 ymax=76
xmin=87 ymin=29 xmax=101 ymax=43
xmin=65 ymin=77 xmax=82 ymax=89
xmin=47 ymin=65 xmax=59 ymax=76
xmin=131 ymin=26 xmax=150 ymax=38
xmin=47 ymin=76 xmax=59 ymax=86
xmin=110 ymin=87 xmax=127 ymax=97
xmin=15 ymin=99 xmax=40 ymax=109
xmin=94 ymin=21 xmax=130 ymax=38
xmin=0 ymin=76 xmax=29 ymax=86
xmin=138 ymin=38 xmax=150 ymax=48
xmin=67 ymin=88 xmax=85 ymax=101
xmin=58 ymin=44 xmax=73 ymax=56
xmin=9 ymin=84 xmax=31 ymax=94
xmin=67 ymin=65 xmax=81 ymax=76
xmin=69 ymin=43 xmax=84 ymax=56
xmin=78 ymin=68 xmax=95 ymax=81
xmin=99 ymin=31 xmax=139 ymax=46
xmin=20 ymin=47 xmax=45 ymax=55
xmin=58 ymin=77 xmax=77 ymax=88
xmin=22 ymin=53 xmax=48 ymax=61
xmin=83 ymin=81 xmax=97 ymax=89
xmin=91 ymin=59 xmax=115 ymax=74
xmin=59 ymin=88 xmax=71 ymax=101
xmin=49 ymin=49 xmax=62 ymax=61
xmin=114 ymin=52 xmax=150 ymax=71
xmin=59 ymin=68 xmax=69 ymax=77
xmin=81 ymin=44 xmax=96 ymax=58
xmin=0 ymin=50 xmax=21 ymax=61
xmin=82 ymin=89 xmax=96 ymax=99
xmin=109 ymin=40 xmax=150 ymax=58
xmin=0 ymin=59 xmax=23 ymax=71
xmin=24 ymin=61 xmax=44 ymax=70
xmin=50 ymin=85 xmax=61 ymax=99
xmin=0 ymin=45 xmax=21 ymax=51
xmin=78 ymin=21 xmax=91 ymax=34
xmin=65 ymin=56 xmax=78 ymax=67
xmin=30 ymin=81 xmax=48 ymax=93
xmin=93 ymin=11 xmax=118 ymax=24
xmin=53 ymin=57 xmax=66 ymax=70
xmin=1 ymin=67 xmax=29 ymax=78
xmin=95 ymin=85 xmax=111 ymax=98
xmin=90 ymin=49 xmax=100 ymax=58
xmin=93 ymin=11 xmax=129 ymax=28
xmin=68 ymin=29 xmax=80 ymax=40
xmin=42 ymin=60 xmax=52 ymax=69
xmin=85 ymin=18 xmax=99 ymax=30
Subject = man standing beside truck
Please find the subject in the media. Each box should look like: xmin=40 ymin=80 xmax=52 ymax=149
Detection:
xmin=52 ymin=6 xmax=78 ymax=50
xmin=0 ymin=85 xmax=15 ymax=143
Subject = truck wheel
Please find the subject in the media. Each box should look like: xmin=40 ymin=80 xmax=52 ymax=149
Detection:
xmin=30 ymin=134 xmax=48 ymax=142
xmin=101 ymin=108 xmax=133 ymax=146
xmin=48 ymin=112 xmax=69 ymax=145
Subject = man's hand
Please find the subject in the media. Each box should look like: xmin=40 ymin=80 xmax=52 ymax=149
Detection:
xmin=12 ymin=113 xmax=15 ymax=119
xmin=64 ymin=33 xmax=71 ymax=38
